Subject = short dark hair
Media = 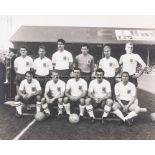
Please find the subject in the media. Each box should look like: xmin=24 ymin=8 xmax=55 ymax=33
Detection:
xmin=57 ymin=39 xmax=66 ymax=45
xmin=81 ymin=44 xmax=89 ymax=49
xmin=73 ymin=67 xmax=81 ymax=73
xmin=39 ymin=45 xmax=46 ymax=51
xmin=52 ymin=70 xmax=59 ymax=75
xmin=25 ymin=71 xmax=34 ymax=77
xmin=125 ymin=42 xmax=134 ymax=47
xmin=121 ymin=71 xmax=129 ymax=77
xmin=20 ymin=46 xmax=27 ymax=50
xmin=103 ymin=45 xmax=111 ymax=51
xmin=96 ymin=68 xmax=104 ymax=75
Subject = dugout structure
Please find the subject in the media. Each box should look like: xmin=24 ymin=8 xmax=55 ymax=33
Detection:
xmin=10 ymin=26 xmax=155 ymax=65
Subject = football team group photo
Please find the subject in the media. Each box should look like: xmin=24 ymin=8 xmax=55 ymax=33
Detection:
xmin=10 ymin=41 xmax=147 ymax=126
xmin=0 ymin=16 xmax=155 ymax=140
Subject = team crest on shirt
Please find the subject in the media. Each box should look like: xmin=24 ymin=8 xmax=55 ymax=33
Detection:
xmin=26 ymin=61 xmax=29 ymax=66
xmin=109 ymin=62 xmax=113 ymax=67
xmin=57 ymin=87 xmax=61 ymax=91
xmin=43 ymin=63 xmax=46 ymax=67
xmin=102 ymin=87 xmax=106 ymax=92
xmin=32 ymin=86 xmax=36 ymax=92
xmin=130 ymin=59 xmax=134 ymax=63
xmin=127 ymin=89 xmax=131 ymax=94
xmin=87 ymin=59 xmax=91 ymax=65
xmin=79 ymin=85 xmax=82 ymax=90
xmin=63 ymin=56 xmax=67 ymax=60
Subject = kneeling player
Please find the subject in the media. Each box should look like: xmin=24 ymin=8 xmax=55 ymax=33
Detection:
xmin=64 ymin=67 xmax=87 ymax=120
xmin=14 ymin=71 xmax=42 ymax=118
xmin=42 ymin=71 xmax=66 ymax=117
xmin=112 ymin=72 xmax=147 ymax=126
xmin=85 ymin=68 xmax=113 ymax=124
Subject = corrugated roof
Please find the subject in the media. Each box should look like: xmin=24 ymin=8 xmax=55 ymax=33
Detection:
xmin=10 ymin=26 xmax=155 ymax=45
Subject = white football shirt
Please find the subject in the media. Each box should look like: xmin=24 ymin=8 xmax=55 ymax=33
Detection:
xmin=99 ymin=56 xmax=119 ymax=77
xmin=115 ymin=81 xmax=136 ymax=101
xmin=119 ymin=53 xmax=146 ymax=75
xmin=66 ymin=78 xmax=87 ymax=97
xmin=14 ymin=56 xmax=33 ymax=74
xmin=19 ymin=78 xmax=41 ymax=95
xmin=88 ymin=79 xmax=111 ymax=98
xmin=33 ymin=57 xmax=53 ymax=76
xmin=52 ymin=50 xmax=73 ymax=70
xmin=45 ymin=79 xmax=65 ymax=97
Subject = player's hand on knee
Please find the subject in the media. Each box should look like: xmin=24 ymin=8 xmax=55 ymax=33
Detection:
xmin=22 ymin=94 xmax=28 ymax=99
xmin=23 ymin=95 xmax=28 ymax=101
xmin=121 ymin=104 xmax=125 ymax=109
xmin=123 ymin=105 xmax=128 ymax=112
xmin=27 ymin=94 xmax=32 ymax=99
xmin=69 ymin=96 xmax=77 ymax=102
xmin=95 ymin=98 xmax=101 ymax=103
xmin=49 ymin=98 xmax=56 ymax=104
xmin=94 ymin=97 xmax=98 ymax=103
xmin=46 ymin=98 xmax=50 ymax=104
xmin=97 ymin=98 xmax=102 ymax=103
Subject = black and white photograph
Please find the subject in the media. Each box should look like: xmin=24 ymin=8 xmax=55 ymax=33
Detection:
xmin=0 ymin=15 xmax=155 ymax=140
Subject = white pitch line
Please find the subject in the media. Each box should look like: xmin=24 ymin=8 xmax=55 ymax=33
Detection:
xmin=13 ymin=119 xmax=36 ymax=140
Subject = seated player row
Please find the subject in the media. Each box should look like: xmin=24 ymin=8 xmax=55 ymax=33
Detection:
xmin=14 ymin=68 xmax=147 ymax=126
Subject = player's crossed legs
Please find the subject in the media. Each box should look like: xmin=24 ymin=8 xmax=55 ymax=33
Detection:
xmin=112 ymin=99 xmax=147 ymax=126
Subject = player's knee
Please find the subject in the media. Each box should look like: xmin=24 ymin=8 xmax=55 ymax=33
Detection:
xmin=80 ymin=98 xmax=85 ymax=106
xmin=134 ymin=98 xmax=138 ymax=104
xmin=106 ymin=99 xmax=113 ymax=106
xmin=41 ymin=98 xmax=46 ymax=103
xmin=129 ymin=99 xmax=139 ymax=113
xmin=42 ymin=100 xmax=47 ymax=105
xmin=63 ymin=97 xmax=69 ymax=104
xmin=101 ymin=100 xmax=106 ymax=108
xmin=36 ymin=95 xmax=41 ymax=101
xmin=15 ymin=95 xmax=20 ymax=101
xmin=112 ymin=102 xmax=119 ymax=111
xmin=58 ymin=98 xmax=63 ymax=103
xmin=130 ymin=106 xmax=140 ymax=114
xmin=135 ymin=107 xmax=141 ymax=114
xmin=85 ymin=98 xmax=91 ymax=105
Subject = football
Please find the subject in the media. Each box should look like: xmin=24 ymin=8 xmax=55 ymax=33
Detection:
xmin=69 ymin=113 xmax=80 ymax=124
xmin=150 ymin=113 xmax=155 ymax=122
xmin=35 ymin=112 xmax=45 ymax=121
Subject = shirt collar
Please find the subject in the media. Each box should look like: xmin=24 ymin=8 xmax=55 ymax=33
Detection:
xmin=21 ymin=56 xmax=27 ymax=59
xmin=58 ymin=49 xmax=65 ymax=53
xmin=39 ymin=56 xmax=45 ymax=60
